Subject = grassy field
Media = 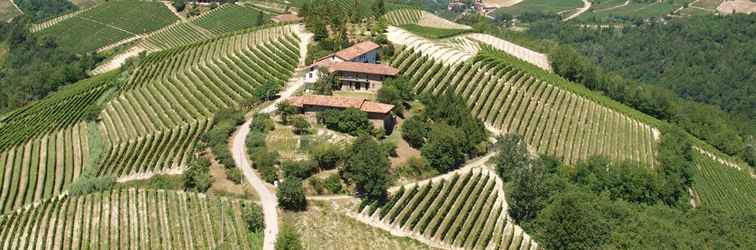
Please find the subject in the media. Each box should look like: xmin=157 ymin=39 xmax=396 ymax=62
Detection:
xmin=0 ymin=0 xmax=21 ymax=21
xmin=70 ymin=0 xmax=104 ymax=8
xmin=400 ymin=24 xmax=471 ymax=39
xmin=495 ymin=0 xmax=583 ymax=16
xmin=692 ymin=0 xmax=723 ymax=9
xmin=284 ymin=199 xmax=434 ymax=249
xmin=333 ymin=90 xmax=376 ymax=100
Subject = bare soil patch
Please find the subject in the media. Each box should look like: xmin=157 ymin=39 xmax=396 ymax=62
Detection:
xmin=717 ymin=0 xmax=756 ymax=14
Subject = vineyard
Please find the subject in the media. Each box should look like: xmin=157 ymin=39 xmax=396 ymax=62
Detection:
xmin=383 ymin=9 xmax=472 ymax=30
xmin=0 ymin=189 xmax=256 ymax=249
xmin=0 ymin=72 xmax=117 ymax=153
xmin=357 ymin=168 xmax=538 ymax=250
xmin=98 ymin=25 xmax=302 ymax=177
xmin=0 ymin=123 xmax=90 ymax=214
xmin=693 ymin=151 xmax=756 ymax=213
xmin=388 ymin=27 xmax=658 ymax=166
xmin=139 ymin=4 xmax=270 ymax=51
xmin=35 ymin=0 xmax=178 ymax=53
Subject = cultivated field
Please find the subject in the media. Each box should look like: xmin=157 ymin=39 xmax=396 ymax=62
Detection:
xmin=692 ymin=150 xmax=756 ymax=213
xmin=285 ymin=200 xmax=432 ymax=250
xmin=389 ymin=28 xmax=658 ymax=166
xmin=98 ymin=25 xmax=302 ymax=178
xmin=0 ymin=189 xmax=257 ymax=249
xmin=0 ymin=123 xmax=90 ymax=213
xmin=36 ymin=0 xmax=177 ymax=53
xmin=0 ymin=73 xmax=117 ymax=153
xmin=384 ymin=9 xmax=472 ymax=30
xmin=139 ymin=4 xmax=269 ymax=51
xmin=579 ymin=0 xmax=694 ymax=20
xmin=357 ymin=168 xmax=538 ymax=250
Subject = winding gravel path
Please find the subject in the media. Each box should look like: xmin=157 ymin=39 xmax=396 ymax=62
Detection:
xmin=563 ymin=0 xmax=592 ymax=21
xmin=230 ymin=26 xmax=311 ymax=250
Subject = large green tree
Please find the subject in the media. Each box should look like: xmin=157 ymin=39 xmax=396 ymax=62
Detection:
xmin=341 ymin=135 xmax=391 ymax=201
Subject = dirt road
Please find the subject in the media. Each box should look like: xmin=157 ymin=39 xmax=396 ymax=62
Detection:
xmin=563 ymin=0 xmax=592 ymax=21
xmin=230 ymin=26 xmax=311 ymax=250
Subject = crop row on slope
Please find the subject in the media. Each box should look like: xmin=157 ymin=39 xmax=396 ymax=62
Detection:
xmin=35 ymin=0 xmax=178 ymax=53
xmin=0 ymin=189 xmax=256 ymax=249
xmin=0 ymin=123 xmax=90 ymax=214
xmin=383 ymin=9 xmax=471 ymax=30
xmin=359 ymin=168 xmax=538 ymax=250
xmin=692 ymin=150 xmax=756 ymax=213
xmin=97 ymin=25 xmax=301 ymax=177
xmin=139 ymin=4 xmax=270 ymax=51
xmin=0 ymin=72 xmax=117 ymax=153
xmin=391 ymin=45 xmax=658 ymax=166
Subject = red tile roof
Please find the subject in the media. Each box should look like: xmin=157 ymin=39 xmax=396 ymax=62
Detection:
xmin=327 ymin=62 xmax=399 ymax=76
xmin=272 ymin=14 xmax=303 ymax=23
xmin=335 ymin=41 xmax=381 ymax=61
xmin=288 ymin=95 xmax=394 ymax=114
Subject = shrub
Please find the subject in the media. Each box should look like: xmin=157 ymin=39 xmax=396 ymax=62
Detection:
xmin=227 ymin=168 xmax=243 ymax=184
xmin=291 ymin=116 xmax=311 ymax=134
xmin=380 ymin=141 xmax=397 ymax=157
xmin=259 ymin=164 xmax=279 ymax=184
xmin=309 ymin=177 xmax=324 ymax=194
xmin=246 ymin=131 xmax=267 ymax=149
xmin=254 ymin=81 xmax=282 ymax=101
xmin=250 ymin=113 xmax=274 ymax=133
xmin=277 ymin=101 xmax=298 ymax=124
xmin=317 ymin=108 xmax=372 ymax=135
xmin=250 ymin=149 xmax=279 ymax=169
xmin=324 ymin=174 xmax=343 ymax=194
xmin=68 ymin=172 xmax=114 ymax=196
xmin=276 ymin=225 xmax=303 ymax=250
xmin=278 ymin=177 xmax=307 ymax=211
xmin=401 ymin=115 xmax=428 ymax=148
xmin=282 ymin=160 xmax=317 ymax=179
xmin=308 ymin=143 xmax=343 ymax=169
xmin=243 ymin=203 xmax=265 ymax=232
xmin=185 ymin=158 xmax=212 ymax=192
xmin=397 ymin=157 xmax=437 ymax=179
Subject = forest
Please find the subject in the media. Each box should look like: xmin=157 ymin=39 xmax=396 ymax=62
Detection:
xmin=0 ymin=17 xmax=102 ymax=112
xmin=0 ymin=18 xmax=99 ymax=113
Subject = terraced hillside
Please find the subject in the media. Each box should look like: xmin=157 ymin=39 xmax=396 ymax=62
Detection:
xmin=383 ymin=9 xmax=472 ymax=30
xmin=0 ymin=72 xmax=118 ymax=153
xmin=0 ymin=189 xmax=256 ymax=249
xmin=388 ymin=28 xmax=658 ymax=166
xmin=35 ymin=0 xmax=178 ymax=53
xmin=692 ymin=150 xmax=756 ymax=212
xmin=0 ymin=123 xmax=91 ymax=214
xmin=356 ymin=168 xmax=538 ymax=250
xmin=97 ymin=25 xmax=302 ymax=178
xmin=139 ymin=4 xmax=269 ymax=51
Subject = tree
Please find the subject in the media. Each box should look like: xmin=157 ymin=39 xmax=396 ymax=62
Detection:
xmin=509 ymin=157 xmax=548 ymax=222
xmin=316 ymin=108 xmax=372 ymax=135
xmin=173 ymin=0 xmax=186 ymax=12
xmin=276 ymin=101 xmax=298 ymax=124
xmin=341 ymin=135 xmax=391 ymax=201
xmin=371 ymin=0 xmax=385 ymax=17
xmin=493 ymin=134 xmax=530 ymax=181
xmin=291 ymin=116 xmax=311 ymax=134
xmin=401 ymin=115 xmax=428 ymax=148
xmin=277 ymin=177 xmax=307 ymax=211
xmin=534 ymin=190 xmax=612 ymax=250
xmin=312 ymin=70 xmax=336 ymax=95
xmin=421 ymin=123 xmax=467 ymax=172
xmin=185 ymin=158 xmax=212 ymax=192
xmin=255 ymin=81 xmax=281 ymax=101
xmin=255 ymin=10 xmax=265 ymax=25
xmin=250 ymin=113 xmax=274 ymax=133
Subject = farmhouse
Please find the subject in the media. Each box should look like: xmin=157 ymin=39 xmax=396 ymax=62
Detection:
xmin=305 ymin=41 xmax=399 ymax=91
xmin=287 ymin=95 xmax=396 ymax=129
